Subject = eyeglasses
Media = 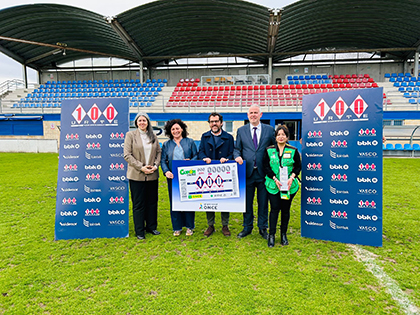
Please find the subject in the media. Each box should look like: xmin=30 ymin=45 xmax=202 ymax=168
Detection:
xmin=209 ymin=120 xmax=220 ymax=124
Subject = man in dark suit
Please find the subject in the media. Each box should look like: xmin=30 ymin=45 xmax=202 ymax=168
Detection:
xmin=198 ymin=112 xmax=235 ymax=237
xmin=234 ymin=105 xmax=275 ymax=239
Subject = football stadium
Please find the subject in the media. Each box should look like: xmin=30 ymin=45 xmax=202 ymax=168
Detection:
xmin=1 ymin=0 xmax=420 ymax=314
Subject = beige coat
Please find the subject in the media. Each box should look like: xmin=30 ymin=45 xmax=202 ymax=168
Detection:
xmin=124 ymin=129 xmax=161 ymax=181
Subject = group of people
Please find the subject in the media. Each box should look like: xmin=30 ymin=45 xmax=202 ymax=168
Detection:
xmin=123 ymin=105 xmax=301 ymax=247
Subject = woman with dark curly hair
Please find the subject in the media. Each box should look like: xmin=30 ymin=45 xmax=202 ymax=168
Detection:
xmin=161 ymin=119 xmax=198 ymax=236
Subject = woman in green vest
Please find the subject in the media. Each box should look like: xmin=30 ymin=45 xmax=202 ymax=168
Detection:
xmin=263 ymin=125 xmax=301 ymax=247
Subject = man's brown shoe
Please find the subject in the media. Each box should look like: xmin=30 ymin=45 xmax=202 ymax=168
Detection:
xmin=222 ymin=225 xmax=231 ymax=237
xmin=204 ymin=225 xmax=215 ymax=237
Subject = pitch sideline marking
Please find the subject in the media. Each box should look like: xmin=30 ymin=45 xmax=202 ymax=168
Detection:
xmin=349 ymin=244 xmax=420 ymax=314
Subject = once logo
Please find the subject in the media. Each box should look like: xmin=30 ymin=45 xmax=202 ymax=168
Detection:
xmin=110 ymin=132 xmax=125 ymax=139
xmin=86 ymin=173 xmax=100 ymax=181
xmin=62 ymin=197 xmax=76 ymax=205
xmin=85 ymin=208 xmax=100 ymax=216
xmin=65 ymin=133 xmax=79 ymax=141
xmin=109 ymin=196 xmax=125 ymax=204
xmin=110 ymin=163 xmax=125 ymax=170
xmin=307 ymin=130 xmax=322 ymax=138
xmin=358 ymin=163 xmax=376 ymax=171
xmin=64 ymin=164 xmax=78 ymax=171
xmin=86 ymin=142 xmax=101 ymax=150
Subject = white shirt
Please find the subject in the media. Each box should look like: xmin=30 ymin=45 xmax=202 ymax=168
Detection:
xmin=139 ymin=129 xmax=152 ymax=164
xmin=249 ymin=123 xmax=261 ymax=144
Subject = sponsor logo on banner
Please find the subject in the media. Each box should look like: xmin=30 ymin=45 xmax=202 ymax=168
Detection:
xmin=110 ymin=153 xmax=124 ymax=158
xmin=64 ymin=164 xmax=78 ymax=171
xmin=63 ymin=144 xmax=80 ymax=150
xmin=307 ymin=197 xmax=322 ymax=205
xmin=358 ymin=128 xmax=376 ymax=137
xmin=305 ymin=210 xmax=323 ymax=217
xmin=84 ymin=197 xmax=101 ymax=203
xmin=357 ymin=140 xmax=378 ymax=147
xmin=330 ymin=199 xmax=349 ymax=205
xmin=306 ymin=141 xmax=324 ymax=148
xmin=60 ymin=210 xmax=78 ymax=216
xmin=84 ymin=185 xmax=101 ymax=193
xmin=357 ymin=188 xmax=378 ymax=195
xmin=86 ymin=173 xmax=100 ymax=181
xmin=62 ymin=197 xmax=77 ymax=205
xmin=109 ymin=143 xmax=124 ymax=149
xmin=331 ymin=140 xmax=347 ymax=148
xmin=62 ymin=155 xmax=79 ymax=159
xmin=304 ymin=220 xmax=323 ymax=226
xmin=110 ymin=132 xmax=125 ymax=140
xmin=329 ymin=220 xmax=349 ymax=230
xmin=305 ymin=176 xmax=324 ymax=182
xmin=307 ymin=130 xmax=322 ymax=138
xmin=85 ymin=208 xmax=100 ymax=216
xmin=357 ymin=177 xmax=378 ymax=183
xmin=305 ymin=153 xmax=323 ymax=158
xmin=85 ymin=164 xmax=102 ymax=170
xmin=65 ymin=133 xmax=79 ymax=141
xmin=83 ymin=219 xmax=100 ymax=227
xmin=305 ymin=187 xmax=323 ymax=192
xmin=330 ymin=164 xmax=349 ymax=170
xmin=330 ymin=150 xmax=349 ymax=159
xmin=61 ymin=188 xmax=78 ymax=192
xmin=108 ymin=175 xmax=126 ymax=182
xmin=331 ymin=173 xmax=347 ymax=182
xmin=358 ymin=200 xmax=376 ymax=208
xmin=85 ymin=134 xmax=102 ymax=139
xmin=358 ymin=163 xmax=377 ymax=171
xmin=307 ymin=163 xmax=322 ymax=171
xmin=59 ymin=222 xmax=77 ymax=227
xmin=331 ymin=210 xmax=348 ymax=219
xmin=109 ymin=196 xmax=125 ymax=204
xmin=110 ymin=163 xmax=125 ymax=170
xmin=86 ymin=142 xmax=101 ymax=150
xmin=358 ymin=151 xmax=378 ymax=158
xmin=330 ymin=185 xmax=349 ymax=194
xmin=109 ymin=220 xmax=126 ymax=226
xmin=357 ymin=225 xmax=378 ymax=232
xmin=357 ymin=214 xmax=378 ymax=221
xmin=349 ymin=95 xmax=368 ymax=118
xmin=62 ymin=176 xmax=79 ymax=182
xmin=330 ymin=130 xmax=349 ymax=137
xmin=108 ymin=210 xmax=126 ymax=215
xmin=85 ymin=152 xmax=102 ymax=159
xmin=109 ymin=186 xmax=126 ymax=191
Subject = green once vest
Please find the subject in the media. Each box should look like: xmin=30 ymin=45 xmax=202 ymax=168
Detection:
xmin=265 ymin=146 xmax=299 ymax=199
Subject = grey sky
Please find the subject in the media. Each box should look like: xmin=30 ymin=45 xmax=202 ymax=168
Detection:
xmin=0 ymin=0 xmax=297 ymax=83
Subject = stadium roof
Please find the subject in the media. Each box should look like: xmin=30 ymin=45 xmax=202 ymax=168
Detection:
xmin=0 ymin=0 xmax=419 ymax=71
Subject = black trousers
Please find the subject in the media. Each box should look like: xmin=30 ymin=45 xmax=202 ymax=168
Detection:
xmin=129 ymin=179 xmax=158 ymax=237
xmin=268 ymin=191 xmax=296 ymax=235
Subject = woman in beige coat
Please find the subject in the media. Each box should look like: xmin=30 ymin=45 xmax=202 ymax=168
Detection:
xmin=124 ymin=112 xmax=161 ymax=240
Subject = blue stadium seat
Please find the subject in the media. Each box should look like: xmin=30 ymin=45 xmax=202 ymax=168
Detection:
xmin=162 ymin=79 xmax=168 ymax=83
xmin=386 ymin=143 xmax=394 ymax=150
xmin=384 ymin=73 xmax=390 ymax=78
xmin=395 ymin=143 xmax=403 ymax=150
xmin=413 ymin=144 xmax=420 ymax=150
xmin=403 ymin=143 xmax=413 ymax=150
xmin=391 ymin=73 xmax=397 ymax=77
xmin=398 ymin=73 xmax=404 ymax=77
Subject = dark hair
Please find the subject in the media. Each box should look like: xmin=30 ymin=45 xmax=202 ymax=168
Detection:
xmin=208 ymin=112 xmax=223 ymax=123
xmin=275 ymin=125 xmax=290 ymax=138
xmin=164 ymin=119 xmax=188 ymax=140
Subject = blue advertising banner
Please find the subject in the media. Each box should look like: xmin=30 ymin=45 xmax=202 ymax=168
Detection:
xmin=301 ymin=88 xmax=383 ymax=247
xmin=172 ymin=160 xmax=246 ymax=213
xmin=55 ymin=98 xmax=129 ymax=240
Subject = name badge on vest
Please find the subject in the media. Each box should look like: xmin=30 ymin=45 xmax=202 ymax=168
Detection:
xmin=279 ymin=166 xmax=289 ymax=191
xmin=283 ymin=152 xmax=291 ymax=159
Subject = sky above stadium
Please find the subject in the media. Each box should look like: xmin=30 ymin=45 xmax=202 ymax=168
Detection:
xmin=0 ymin=0 xmax=296 ymax=83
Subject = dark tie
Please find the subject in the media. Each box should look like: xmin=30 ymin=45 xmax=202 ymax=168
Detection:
xmin=253 ymin=127 xmax=258 ymax=149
